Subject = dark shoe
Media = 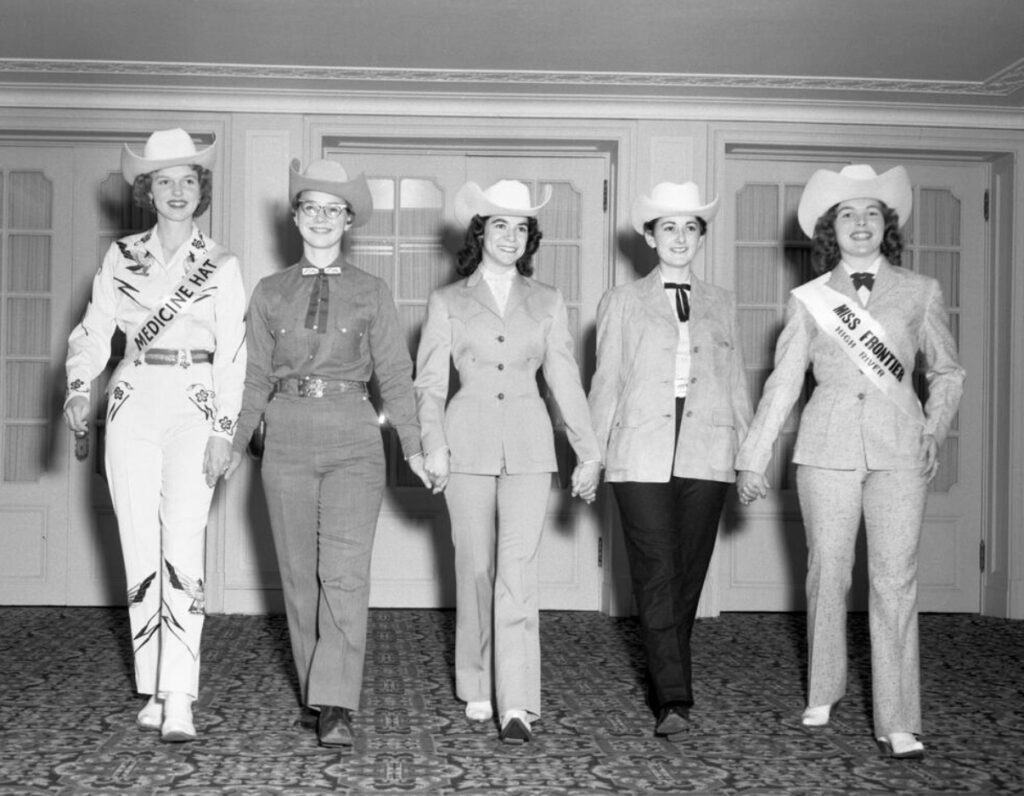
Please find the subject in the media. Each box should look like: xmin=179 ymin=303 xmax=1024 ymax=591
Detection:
xmin=655 ymin=705 xmax=690 ymax=737
xmin=499 ymin=716 xmax=532 ymax=744
xmin=318 ymin=706 xmax=354 ymax=748
xmin=294 ymin=706 xmax=319 ymax=731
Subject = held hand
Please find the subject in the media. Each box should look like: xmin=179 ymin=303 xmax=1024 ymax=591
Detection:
xmin=737 ymin=470 xmax=769 ymax=506
xmin=920 ymin=434 xmax=940 ymax=483
xmin=203 ymin=436 xmax=233 ymax=488
xmin=571 ymin=461 xmax=602 ymax=504
xmin=423 ymin=448 xmax=450 ymax=494
xmin=407 ymin=453 xmax=435 ymax=491
xmin=64 ymin=395 xmax=90 ymax=434
xmin=224 ymin=450 xmax=245 ymax=482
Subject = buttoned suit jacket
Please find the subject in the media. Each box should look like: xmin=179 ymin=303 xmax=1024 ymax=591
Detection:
xmin=735 ymin=261 xmax=965 ymax=474
xmin=588 ymin=268 xmax=752 ymax=484
xmin=415 ymin=269 xmax=600 ymax=475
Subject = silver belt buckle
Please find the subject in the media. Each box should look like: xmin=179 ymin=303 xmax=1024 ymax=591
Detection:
xmin=176 ymin=349 xmax=190 ymax=368
xmin=298 ymin=376 xmax=325 ymax=398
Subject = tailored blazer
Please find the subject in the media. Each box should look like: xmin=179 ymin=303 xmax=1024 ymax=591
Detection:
xmin=415 ymin=270 xmax=601 ymax=475
xmin=589 ymin=269 xmax=752 ymax=484
xmin=735 ymin=261 xmax=965 ymax=474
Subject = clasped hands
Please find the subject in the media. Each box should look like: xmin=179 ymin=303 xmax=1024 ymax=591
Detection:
xmin=419 ymin=448 xmax=602 ymax=503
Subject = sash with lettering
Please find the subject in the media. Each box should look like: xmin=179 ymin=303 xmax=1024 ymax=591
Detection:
xmin=122 ymin=236 xmax=229 ymax=368
xmin=791 ymin=273 xmax=923 ymax=424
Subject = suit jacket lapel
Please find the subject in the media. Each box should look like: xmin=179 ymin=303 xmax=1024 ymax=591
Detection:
xmin=465 ymin=270 xmax=502 ymax=318
xmin=639 ymin=268 xmax=678 ymax=329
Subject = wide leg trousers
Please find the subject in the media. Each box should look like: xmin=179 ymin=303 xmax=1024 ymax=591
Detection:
xmin=612 ymin=476 xmax=727 ymax=711
xmin=444 ymin=470 xmax=552 ymax=719
xmin=260 ymin=391 xmax=385 ymax=711
xmin=796 ymin=464 xmax=928 ymax=737
xmin=104 ymin=361 xmax=216 ymax=699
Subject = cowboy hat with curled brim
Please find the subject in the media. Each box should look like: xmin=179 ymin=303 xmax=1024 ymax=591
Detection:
xmin=121 ymin=128 xmax=217 ymax=184
xmin=630 ymin=182 xmax=720 ymax=234
xmin=453 ymin=180 xmax=553 ymax=227
xmin=289 ymin=158 xmax=373 ymax=228
xmin=797 ymin=164 xmax=912 ymax=237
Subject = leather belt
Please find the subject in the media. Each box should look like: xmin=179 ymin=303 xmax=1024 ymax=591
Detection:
xmin=275 ymin=377 xmax=367 ymax=398
xmin=143 ymin=348 xmax=213 ymax=366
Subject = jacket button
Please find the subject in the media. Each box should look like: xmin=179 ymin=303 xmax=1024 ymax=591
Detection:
xmin=690 ymin=377 xmax=697 ymax=383
xmin=686 ymin=410 xmax=694 ymax=417
xmin=693 ymin=346 xmax=700 ymax=353
xmin=857 ymin=392 xmax=866 ymax=400
xmin=497 ymin=363 xmax=504 ymax=370
xmin=497 ymin=335 xmax=505 ymax=342
xmin=497 ymin=393 xmax=505 ymax=400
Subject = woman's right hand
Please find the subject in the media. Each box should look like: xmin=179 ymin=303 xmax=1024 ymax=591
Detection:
xmin=223 ymin=450 xmax=245 ymax=481
xmin=424 ymin=447 xmax=450 ymax=494
xmin=737 ymin=470 xmax=769 ymax=505
xmin=64 ymin=395 xmax=90 ymax=434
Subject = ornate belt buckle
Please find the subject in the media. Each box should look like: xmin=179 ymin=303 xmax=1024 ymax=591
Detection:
xmin=299 ymin=376 xmax=325 ymax=398
xmin=177 ymin=349 xmax=191 ymax=368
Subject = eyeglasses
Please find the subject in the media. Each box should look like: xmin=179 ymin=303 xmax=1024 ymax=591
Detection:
xmin=298 ymin=201 xmax=349 ymax=220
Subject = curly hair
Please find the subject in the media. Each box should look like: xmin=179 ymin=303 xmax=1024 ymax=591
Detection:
xmin=811 ymin=202 xmax=904 ymax=274
xmin=642 ymin=216 xmax=708 ymax=237
xmin=456 ymin=215 xmax=543 ymax=277
xmin=131 ymin=165 xmax=213 ymax=218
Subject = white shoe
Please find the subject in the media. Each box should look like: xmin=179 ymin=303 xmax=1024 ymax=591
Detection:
xmin=161 ymin=692 xmax=196 ymax=742
xmin=801 ymin=704 xmax=831 ymax=727
xmin=465 ymin=700 xmax=493 ymax=721
xmin=136 ymin=695 xmax=163 ymax=731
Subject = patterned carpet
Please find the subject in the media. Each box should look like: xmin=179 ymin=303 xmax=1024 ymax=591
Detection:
xmin=0 ymin=608 xmax=1022 ymax=795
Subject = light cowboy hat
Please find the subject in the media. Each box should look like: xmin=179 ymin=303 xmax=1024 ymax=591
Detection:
xmin=289 ymin=158 xmax=373 ymax=228
xmin=797 ymin=164 xmax=912 ymax=237
xmin=630 ymin=181 xmax=720 ymax=234
xmin=121 ymin=128 xmax=217 ymax=184
xmin=453 ymin=180 xmax=553 ymax=227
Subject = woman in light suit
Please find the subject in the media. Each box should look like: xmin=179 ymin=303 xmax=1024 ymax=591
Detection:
xmin=736 ymin=165 xmax=965 ymax=759
xmin=589 ymin=181 xmax=752 ymax=737
xmin=415 ymin=180 xmax=602 ymax=744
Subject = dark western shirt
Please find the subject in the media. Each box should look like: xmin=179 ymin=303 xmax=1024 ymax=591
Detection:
xmin=233 ymin=255 xmax=421 ymax=458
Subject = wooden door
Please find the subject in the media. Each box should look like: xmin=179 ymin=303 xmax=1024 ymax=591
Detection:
xmin=322 ymin=146 xmax=610 ymax=609
xmin=0 ymin=146 xmax=75 ymax=604
xmin=717 ymin=157 xmax=985 ymax=613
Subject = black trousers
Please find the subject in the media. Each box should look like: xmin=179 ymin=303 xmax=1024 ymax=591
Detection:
xmin=611 ymin=398 xmax=728 ymax=712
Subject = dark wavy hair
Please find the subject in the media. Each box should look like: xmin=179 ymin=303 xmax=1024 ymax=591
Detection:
xmin=642 ymin=216 xmax=708 ymax=237
xmin=811 ymin=201 xmax=903 ymax=274
xmin=131 ymin=165 xmax=213 ymax=218
xmin=456 ymin=215 xmax=543 ymax=277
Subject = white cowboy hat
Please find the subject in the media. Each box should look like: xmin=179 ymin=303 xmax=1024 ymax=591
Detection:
xmin=797 ymin=164 xmax=912 ymax=237
xmin=121 ymin=128 xmax=217 ymax=184
xmin=289 ymin=158 xmax=373 ymax=228
xmin=630 ymin=181 xmax=720 ymax=234
xmin=453 ymin=180 xmax=553 ymax=227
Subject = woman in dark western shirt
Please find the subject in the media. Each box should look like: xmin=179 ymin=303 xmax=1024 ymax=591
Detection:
xmin=227 ymin=159 xmax=429 ymax=748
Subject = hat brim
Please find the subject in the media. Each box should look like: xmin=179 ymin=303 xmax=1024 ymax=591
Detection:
xmin=631 ymin=195 xmax=719 ymax=234
xmin=289 ymin=159 xmax=373 ymax=228
xmin=121 ymin=139 xmax=217 ymax=184
xmin=797 ymin=166 xmax=912 ymax=237
xmin=453 ymin=182 xmax=553 ymax=228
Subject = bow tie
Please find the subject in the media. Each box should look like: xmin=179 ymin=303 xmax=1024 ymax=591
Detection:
xmin=301 ymin=266 xmax=342 ymax=276
xmin=664 ymin=282 xmax=691 ymax=322
xmin=851 ymin=272 xmax=875 ymax=291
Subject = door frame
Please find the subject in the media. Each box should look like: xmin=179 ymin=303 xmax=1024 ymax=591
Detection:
xmin=708 ymin=121 xmax=1019 ymax=618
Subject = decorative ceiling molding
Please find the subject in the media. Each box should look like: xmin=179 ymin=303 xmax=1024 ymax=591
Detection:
xmin=2 ymin=58 xmax=1024 ymax=98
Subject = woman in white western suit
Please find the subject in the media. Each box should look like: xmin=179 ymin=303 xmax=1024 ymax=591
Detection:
xmin=64 ymin=129 xmax=247 ymax=742
xmin=736 ymin=165 xmax=965 ymax=759
xmin=415 ymin=180 xmax=602 ymax=744
xmin=588 ymin=182 xmax=752 ymax=737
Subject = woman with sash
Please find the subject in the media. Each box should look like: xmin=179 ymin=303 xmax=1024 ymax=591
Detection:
xmin=64 ymin=128 xmax=247 ymax=742
xmin=735 ymin=165 xmax=964 ymax=759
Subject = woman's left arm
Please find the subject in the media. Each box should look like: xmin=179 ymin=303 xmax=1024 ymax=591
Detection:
xmin=541 ymin=291 xmax=602 ymax=498
xmin=919 ymin=279 xmax=966 ymax=447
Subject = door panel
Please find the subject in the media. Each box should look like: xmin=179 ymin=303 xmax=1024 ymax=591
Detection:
xmin=0 ymin=147 xmax=74 ymax=604
xmin=314 ymin=147 xmax=610 ymax=609
xmin=718 ymin=157 xmax=985 ymax=613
